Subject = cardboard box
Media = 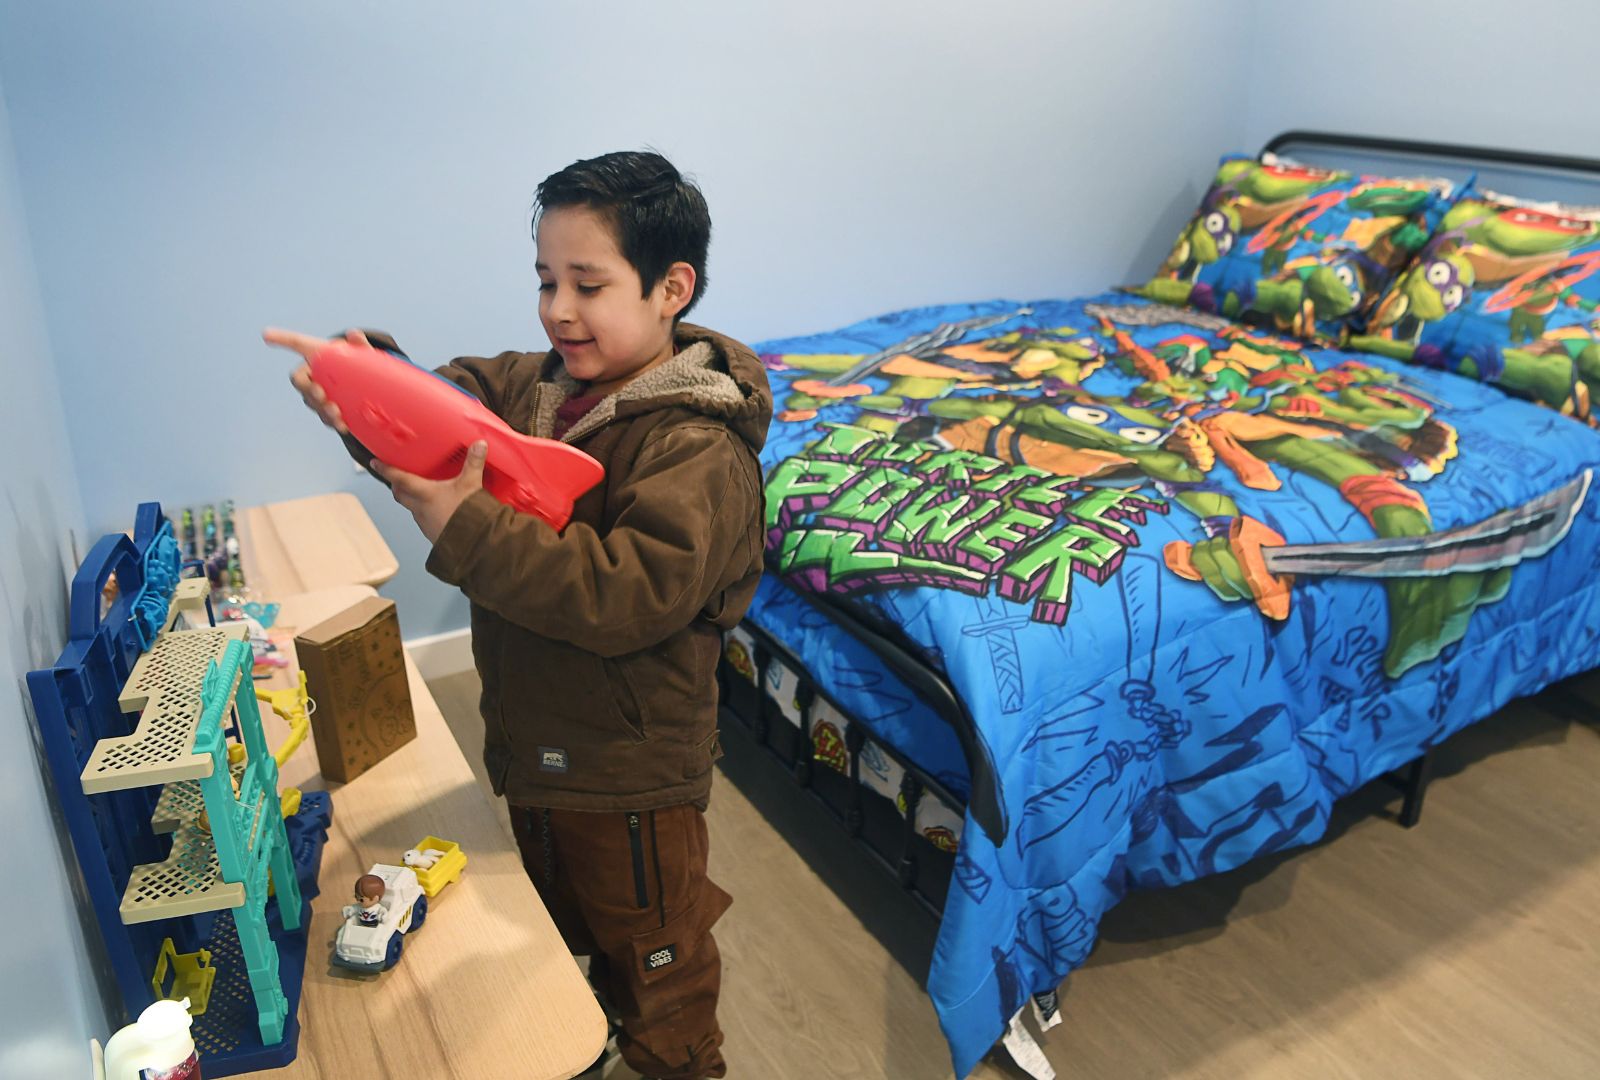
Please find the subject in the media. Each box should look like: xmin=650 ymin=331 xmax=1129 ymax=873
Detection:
xmin=295 ymin=596 xmax=415 ymax=782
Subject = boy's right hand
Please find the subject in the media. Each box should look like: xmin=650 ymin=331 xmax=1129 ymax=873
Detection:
xmin=263 ymin=327 xmax=370 ymax=435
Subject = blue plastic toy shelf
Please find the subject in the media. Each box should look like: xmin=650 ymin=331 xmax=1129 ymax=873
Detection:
xmin=26 ymin=502 xmax=331 ymax=1076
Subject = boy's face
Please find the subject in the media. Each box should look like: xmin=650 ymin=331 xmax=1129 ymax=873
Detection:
xmin=535 ymin=206 xmax=689 ymax=388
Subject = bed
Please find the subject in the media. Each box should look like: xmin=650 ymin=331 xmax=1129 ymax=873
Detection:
xmin=715 ymin=132 xmax=1600 ymax=1078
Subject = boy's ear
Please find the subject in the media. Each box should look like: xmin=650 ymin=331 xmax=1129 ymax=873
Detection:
xmin=659 ymin=262 xmax=696 ymax=320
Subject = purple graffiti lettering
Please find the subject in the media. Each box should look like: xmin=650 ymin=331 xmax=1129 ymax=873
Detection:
xmin=807 ymin=424 xmax=884 ymax=462
xmin=814 ymin=468 xmax=929 ymax=543
xmin=973 ymin=464 xmax=1053 ymax=497
xmin=880 ymin=486 xmax=1003 ymax=564
xmin=1064 ymin=488 xmax=1168 ymax=547
xmin=998 ymin=524 xmax=1127 ymax=624
xmin=954 ymin=507 xmax=1056 ymax=575
xmin=1013 ymin=475 xmax=1088 ymax=517
xmin=778 ymin=526 xmax=987 ymax=597
xmin=912 ymin=449 xmax=1006 ymax=488
xmin=859 ymin=438 xmax=943 ymax=468
xmin=765 ymin=456 xmax=865 ymax=548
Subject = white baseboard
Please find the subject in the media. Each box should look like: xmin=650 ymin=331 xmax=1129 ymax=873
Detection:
xmin=405 ymin=626 xmax=475 ymax=681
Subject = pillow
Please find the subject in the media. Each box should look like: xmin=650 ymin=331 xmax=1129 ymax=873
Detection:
xmin=1349 ymin=189 xmax=1600 ymax=424
xmin=1136 ymin=153 xmax=1457 ymax=344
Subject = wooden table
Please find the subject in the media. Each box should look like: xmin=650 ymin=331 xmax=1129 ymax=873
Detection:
xmin=235 ymin=585 xmax=607 ymax=1078
xmin=237 ymin=493 xmax=400 ymax=595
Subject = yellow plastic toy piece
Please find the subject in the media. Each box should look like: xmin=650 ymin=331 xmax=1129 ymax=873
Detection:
xmin=255 ymin=674 xmax=313 ymax=818
xmin=254 ymin=673 xmax=312 ymax=768
xmin=405 ymin=835 xmax=467 ymax=898
xmin=151 ymin=938 xmax=215 ymax=1017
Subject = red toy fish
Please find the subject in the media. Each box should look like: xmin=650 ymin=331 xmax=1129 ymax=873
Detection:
xmin=309 ymin=339 xmax=604 ymax=530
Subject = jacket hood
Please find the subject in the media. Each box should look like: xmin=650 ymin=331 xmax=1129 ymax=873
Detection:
xmin=539 ymin=323 xmax=773 ymax=452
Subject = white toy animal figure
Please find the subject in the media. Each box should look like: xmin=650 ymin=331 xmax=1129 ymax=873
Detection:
xmin=404 ymin=847 xmax=446 ymax=869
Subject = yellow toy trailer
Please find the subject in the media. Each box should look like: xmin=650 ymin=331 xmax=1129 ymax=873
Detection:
xmin=402 ymin=836 xmax=466 ymax=898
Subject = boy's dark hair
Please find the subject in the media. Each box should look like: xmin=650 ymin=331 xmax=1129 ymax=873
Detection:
xmin=534 ymin=151 xmax=711 ymax=320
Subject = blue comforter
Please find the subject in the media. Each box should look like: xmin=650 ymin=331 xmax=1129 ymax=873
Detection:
xmin=747 ymin=292 xmax=1600 ymax=1077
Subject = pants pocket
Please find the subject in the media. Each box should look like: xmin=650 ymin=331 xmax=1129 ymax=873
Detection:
xmin=626 ymin=882 xmax=732 ymax=988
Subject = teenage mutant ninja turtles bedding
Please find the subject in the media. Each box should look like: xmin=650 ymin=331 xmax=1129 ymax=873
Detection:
xmin=742 ymin=291 xmax=1600 ymax=1078
xmin=1351 ymin=190 xmax=1600 ymax=422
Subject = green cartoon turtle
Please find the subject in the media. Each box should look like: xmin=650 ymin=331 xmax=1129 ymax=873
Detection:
xmin=1449 ymin=198 xmax=1600 ymax=342
xmin=1364 ymin=250 xmax=1476 ymax=345
xmin=1158 ymin=202 xmax=1243 ymax=283
xmin=1228 ymin=254 xmax=1370 ymax=337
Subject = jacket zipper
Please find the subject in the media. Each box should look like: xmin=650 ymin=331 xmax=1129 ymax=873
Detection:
xmin=627 ymin=812 xmax=649 ymax=908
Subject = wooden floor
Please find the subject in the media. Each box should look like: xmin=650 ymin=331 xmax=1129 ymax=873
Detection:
xmin=429 ymin=671 xmax=1600 ymax=1080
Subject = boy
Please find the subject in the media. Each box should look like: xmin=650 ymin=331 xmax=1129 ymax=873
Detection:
xmin=266 ymin=151 xmax=770 ymax=1080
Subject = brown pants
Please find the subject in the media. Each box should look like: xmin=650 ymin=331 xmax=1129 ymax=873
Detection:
xmin=508 ymin=803 xmax=731 ymax=1080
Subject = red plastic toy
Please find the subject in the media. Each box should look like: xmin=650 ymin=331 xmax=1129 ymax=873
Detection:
xmin=308 ymin=340 xmax=604 ymax=530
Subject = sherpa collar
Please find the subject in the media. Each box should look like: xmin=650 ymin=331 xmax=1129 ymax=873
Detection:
xmin=534 ymin=339 xmax=754 ymax=445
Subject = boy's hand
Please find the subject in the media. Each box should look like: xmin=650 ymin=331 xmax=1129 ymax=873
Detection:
xmin=370 ymin=441 xmax=488 ymax=544
xmin=263 ymin=327 xmax=370 ymax=434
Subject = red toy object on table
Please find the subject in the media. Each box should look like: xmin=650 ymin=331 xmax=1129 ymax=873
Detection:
xmin=308 ymin=340 xmax=604 ymax=530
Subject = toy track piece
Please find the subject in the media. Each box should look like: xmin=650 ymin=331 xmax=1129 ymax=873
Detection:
xmin=80 ymin=624 xmax=246 ymax=795
xmin=120 ymin=817 xmax=247 ymax=924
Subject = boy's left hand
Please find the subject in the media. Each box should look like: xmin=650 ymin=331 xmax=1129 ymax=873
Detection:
xmin=370 ymin=441 xmax=488 ymax=544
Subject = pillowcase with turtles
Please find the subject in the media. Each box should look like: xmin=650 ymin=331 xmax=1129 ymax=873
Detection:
xmin=1140 ymin=155 xmax=1600 ymax=427
xmin=1347 ymin=190 xmax=1600 ymax=426
xmin=1135 ymin=153 xmax=1457 ymax=345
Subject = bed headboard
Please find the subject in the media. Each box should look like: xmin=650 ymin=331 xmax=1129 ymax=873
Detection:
xmin=1261 ymin=129 xmax=1600 ymax=206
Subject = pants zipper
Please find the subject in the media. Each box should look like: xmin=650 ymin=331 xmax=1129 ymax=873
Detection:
xmin=627 ymin=812 xmax=649 ymax=908
xmin=539 ymin=808 xmax=554 ymax=889
xmin=648 ymin=810 xmax=666 ymax=929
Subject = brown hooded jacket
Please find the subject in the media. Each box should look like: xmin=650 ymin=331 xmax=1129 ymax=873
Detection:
xmin=359 ymin=323 xmax=771 ymax=810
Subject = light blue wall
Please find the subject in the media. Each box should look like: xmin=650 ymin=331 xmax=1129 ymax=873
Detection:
xmin=0 ymin=77 xmax=113 ymax=1075
xmin=0 ymin=0 xmax=1252 ymax=639
xmin=1243 ymin=0 xmax=1600 ymax=174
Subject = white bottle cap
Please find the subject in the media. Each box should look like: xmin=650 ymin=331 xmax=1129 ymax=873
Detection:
xmin=135 ymin=998 xmax=195 ymax=1069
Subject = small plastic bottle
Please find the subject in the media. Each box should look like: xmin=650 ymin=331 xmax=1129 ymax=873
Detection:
xmin=93 ymin=997 xmax=202 ymax=1080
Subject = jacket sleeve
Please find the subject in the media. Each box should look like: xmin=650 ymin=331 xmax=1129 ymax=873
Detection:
xmin=424 ymin=423 xmax=759 ymax=657
xmin=354 ymin=328 xmax=508 ymax=411
xmin=431 ymin=354 xmax=512 ymax=413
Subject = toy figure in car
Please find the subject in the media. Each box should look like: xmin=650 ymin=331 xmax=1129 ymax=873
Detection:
xmin=348 ymin=875 xmax=385 ymax=926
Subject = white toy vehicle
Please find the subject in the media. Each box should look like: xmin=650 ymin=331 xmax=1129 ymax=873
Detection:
xmin=332 ymin=864 xmax=428 ymax=973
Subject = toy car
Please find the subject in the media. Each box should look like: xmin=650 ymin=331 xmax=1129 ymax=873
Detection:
xmin=332 ymin=864 xmax=427 ymax=973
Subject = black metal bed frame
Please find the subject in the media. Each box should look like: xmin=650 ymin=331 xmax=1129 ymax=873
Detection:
xmin=1262 ymin=129 xmax=1600 ymax=178
xmin=718 ymin=616 xmax=958 ymax=919
xmin=717 ymin=129 xmax=1600 ymax=921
